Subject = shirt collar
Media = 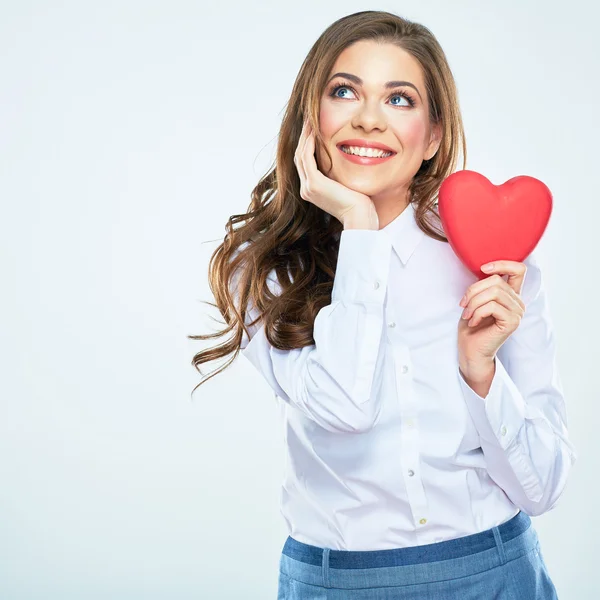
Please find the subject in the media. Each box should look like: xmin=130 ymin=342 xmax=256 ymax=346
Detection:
xmin=381 ymin=201 xmax=425 ymax=266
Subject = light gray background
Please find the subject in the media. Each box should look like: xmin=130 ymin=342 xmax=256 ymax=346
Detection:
xmin=1 ymin=1 xmax=596 ymax=598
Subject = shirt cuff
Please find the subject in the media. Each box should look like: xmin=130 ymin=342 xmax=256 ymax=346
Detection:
xmin=457 ymin=356 xmax=527 ymax=449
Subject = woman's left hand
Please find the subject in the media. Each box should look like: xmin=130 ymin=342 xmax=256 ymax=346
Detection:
xmin=458 ymin=261 xmax=527 ymax=374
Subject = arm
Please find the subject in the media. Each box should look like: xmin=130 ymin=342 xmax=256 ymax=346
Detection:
xmin=230 ymin=228 xmax=392 ymax=434
xmin=460 ymin=359 xmax=495 ymax=398
xmin=457 ymin=251 xmax=578 ymax=516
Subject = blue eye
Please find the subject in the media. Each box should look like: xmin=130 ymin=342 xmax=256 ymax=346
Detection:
xmin=328 ymin=81 xmax=416 ymax=108
xmin=333 ymin=86 xmax=352 ymax=99
xmin=390 ymin=94 xmax=411 ymax=107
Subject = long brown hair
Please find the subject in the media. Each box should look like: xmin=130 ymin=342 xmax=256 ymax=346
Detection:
xmin=189 ymin=10 xmax=467 ymax=395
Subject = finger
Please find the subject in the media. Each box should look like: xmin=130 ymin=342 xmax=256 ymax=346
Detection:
xmin=299 ymin=119 xmax=310 ymax=158
xmin=462 ymin=276 xmax=525 ymax=314
xmin=461 ymin=274 xmax=505 ymax=307
xmin=295 ymin=120 xmax=308 ymax=186
xmin=480 ymin=260 xmax=527 ymax=296
xmin=302 ymin=123 xmax=319 ymax=181
xmin=298 ymin=120 xmax=315 ymax=188
xmin=462 ymin=286 xmax=524 ymax=321
xmin=468 ymin=300 xmax=521 ymax=329
xmin=299 ymin=122 xmax=327 ymax=206
xmin=462 ymin=271 xmax=525 ymax=311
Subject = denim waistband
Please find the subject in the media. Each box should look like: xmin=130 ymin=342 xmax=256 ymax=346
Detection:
xmin=282 ymin=510 xmax=531 ymax=569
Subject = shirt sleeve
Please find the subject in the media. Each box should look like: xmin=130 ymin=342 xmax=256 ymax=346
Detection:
xmin=230 ymin=229 xmax=393 ymax=434
xmin=457 ymin=250 xmax=578 ymax=516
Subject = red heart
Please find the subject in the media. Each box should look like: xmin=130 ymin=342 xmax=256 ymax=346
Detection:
xmin=438 ymin=170 xmax=553 ymax=279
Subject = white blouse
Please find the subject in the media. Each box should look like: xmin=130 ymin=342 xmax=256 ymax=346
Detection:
xmin=231 ymin=201 xmax=578 ymax=551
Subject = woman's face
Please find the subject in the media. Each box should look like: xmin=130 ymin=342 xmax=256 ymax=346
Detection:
xmin=317 ymin=40 xmax=441 ymax=202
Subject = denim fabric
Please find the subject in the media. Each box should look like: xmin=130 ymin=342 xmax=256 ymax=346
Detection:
xmin=277 ymin=511 xmax=558 ymax=599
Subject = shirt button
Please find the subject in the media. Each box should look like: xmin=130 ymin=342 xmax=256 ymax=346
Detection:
xmin=388 ymin=321 xmax=396 ymax=328
xmin=501 ymin=426 xmax=507 ymax=436
xmin=419 ymin=518 xmax=427 ymax=525
xmin=401 ymin=365 xmax=409 ymax=374
xmin=408 ymin=469 xmax=414 ymax=476
xmin=373 ymin=281 xmax=380 ymax=289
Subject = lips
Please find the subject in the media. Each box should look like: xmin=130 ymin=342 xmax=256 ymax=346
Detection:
xmin=337 ymin=138 xmax=396 ymax=153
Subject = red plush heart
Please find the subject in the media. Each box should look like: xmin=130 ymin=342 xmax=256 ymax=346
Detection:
xmin=438 ymin=170 xmax=553 ymax=279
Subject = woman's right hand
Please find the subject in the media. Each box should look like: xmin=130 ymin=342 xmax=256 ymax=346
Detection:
xmin=294 ymin=119 xmax=379 ymax=230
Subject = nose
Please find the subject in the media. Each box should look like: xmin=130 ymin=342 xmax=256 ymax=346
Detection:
xmin=351 ymin=100 xmax=387 ymax=132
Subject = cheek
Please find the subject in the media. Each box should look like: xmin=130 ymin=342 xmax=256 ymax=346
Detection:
xmin=318 ymin=105 xmax=339 ymax=138
xmin=395 ymin=118 xmax=428 ymax=149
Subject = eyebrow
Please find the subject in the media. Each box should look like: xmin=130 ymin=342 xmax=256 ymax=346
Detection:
xmin=327 ymin=72 xmax=422 ymax=101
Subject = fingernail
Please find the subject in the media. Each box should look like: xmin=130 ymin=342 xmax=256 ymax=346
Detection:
xmin=481 ymin=263 xmax=494 ymax=271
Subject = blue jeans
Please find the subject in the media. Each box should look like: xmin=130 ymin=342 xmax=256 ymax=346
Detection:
xmin=277 ymin=511 xmax=558 ymax=599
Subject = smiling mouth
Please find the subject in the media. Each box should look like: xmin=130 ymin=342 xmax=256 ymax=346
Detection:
xmin=336 ymin=144 xmax=396 ymax=165
xmin=338 ymin=145 xmax=396 ymax=158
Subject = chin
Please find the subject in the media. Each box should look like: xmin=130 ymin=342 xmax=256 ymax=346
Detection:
xmin=336 ymin=173 xmax=389 ymax=195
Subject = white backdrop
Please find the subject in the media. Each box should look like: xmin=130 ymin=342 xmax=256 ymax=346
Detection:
xmin=0 ymin=1 xmax=596 ymax=598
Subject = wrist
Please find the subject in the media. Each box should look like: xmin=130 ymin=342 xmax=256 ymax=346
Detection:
xmin=459 ymin=356 xmax=496 ymax=383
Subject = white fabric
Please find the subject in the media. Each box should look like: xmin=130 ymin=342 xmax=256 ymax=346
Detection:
xmin=231 ymin=201 xmax=577 ymax=550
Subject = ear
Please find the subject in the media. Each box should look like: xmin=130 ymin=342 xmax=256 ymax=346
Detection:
xmin=425 ymin=122 xmax=442 ymax=161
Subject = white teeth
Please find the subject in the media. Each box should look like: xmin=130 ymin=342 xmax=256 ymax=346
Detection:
xmin=341 ymin=145 xmax=393 ymax=158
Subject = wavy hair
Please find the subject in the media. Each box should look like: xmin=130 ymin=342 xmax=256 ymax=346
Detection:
xmin=189 ymin=10 xmax=467 ymax=395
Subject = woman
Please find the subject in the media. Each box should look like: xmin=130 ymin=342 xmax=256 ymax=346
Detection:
xmin=191 ymin=10 xmax=577 ymax=598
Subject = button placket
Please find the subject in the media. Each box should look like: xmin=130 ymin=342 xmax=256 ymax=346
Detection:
xmin=394 ymin=351 xmax=429 ymax=532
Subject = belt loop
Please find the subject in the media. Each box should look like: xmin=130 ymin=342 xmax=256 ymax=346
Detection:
xmin=322 ymin=548 xmax=331 ymax=588
xmin=492 ymin=525 xmax=507 ymax=565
